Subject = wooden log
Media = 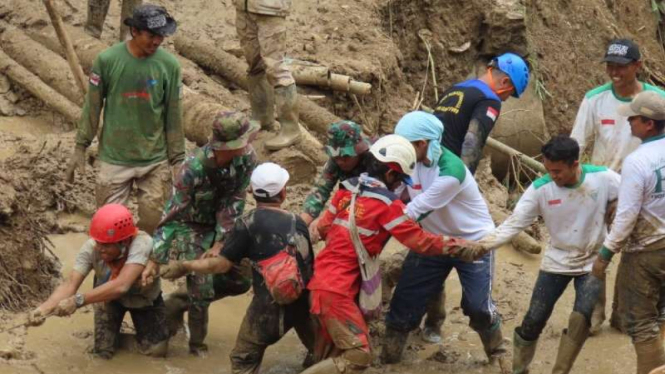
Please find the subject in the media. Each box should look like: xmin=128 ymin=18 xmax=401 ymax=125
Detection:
xmin=173 ymin=35 xmax=343 ymax=135
xmin=0 ymin=24 xmax=83 ymax=106
xmin=0 ymin=49 xmax=81 ymax=122
xmin=288 ymin=63 xmax=372 ymax=95
xmin=486 ymin=137 xmax=546 ymax=175
xmin=42 ymin=0 xmax=87 ymax=95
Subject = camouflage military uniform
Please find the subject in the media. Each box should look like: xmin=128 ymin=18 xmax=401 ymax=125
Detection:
xmin=152 ymin=111 xmax=259 ymax=353
xmin=301 ymin=121 xmax=371 ymax=219
xmin=86 ymin=0 xmax=143 ymax=40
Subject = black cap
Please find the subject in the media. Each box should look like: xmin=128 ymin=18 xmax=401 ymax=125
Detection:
xmin=123 ymin=4 xmax=177 ymax=36
xmin=602 ymin=39 xmax=640 ymax=65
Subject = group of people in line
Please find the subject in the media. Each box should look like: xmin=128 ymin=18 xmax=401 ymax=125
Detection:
xmin=20 ymin=2 xmax=665 ymax=374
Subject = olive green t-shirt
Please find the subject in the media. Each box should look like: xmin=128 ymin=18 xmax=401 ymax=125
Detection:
xmin=76 ymin=42 xmax=184 ymax=166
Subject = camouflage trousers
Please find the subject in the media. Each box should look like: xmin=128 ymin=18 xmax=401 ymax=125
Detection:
xmin=93 ymin=294 xmax=169 ymax=359
xmin=236 ymin=11 xmax=295 ymax=88
xmin=85 ymin=0 xmax=143 ymax=40
xmin=230 ymin=292 xmax=315 ymax=373
xmin=96 ymin=160 xmax=171 ymax=235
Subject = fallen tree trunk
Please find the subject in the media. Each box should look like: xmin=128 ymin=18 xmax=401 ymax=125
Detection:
xmin=0 ymin=24 xmax=83 ymax=106
xmin=173 ymin=35 xmax=344 ymax=135
xmin=287 ymin=62 xmax=372 ymax=95
xmin=42 ymin=0 xmax=87 ymax=95
xmin=0 ymin=50 xmax=81 ymax=122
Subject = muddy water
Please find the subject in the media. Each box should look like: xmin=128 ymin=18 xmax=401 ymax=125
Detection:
xmin=0 ymin=233 xmax=637 ymax=374
xmin=0 ymin=115 xmax=67 ymax=160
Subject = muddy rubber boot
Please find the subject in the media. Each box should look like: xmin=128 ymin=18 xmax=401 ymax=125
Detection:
xmin=589 ymin=282 xmax=606 ymax=335
xmin=264 ymin=84 xmax=301 ymax=151
xmin=119 ymin=0 xmax=143 ymax=41
xmin=477 ymin=325 xmax=510 ymax=374
xmin=513 ymin=329 xmax=537 ymax=374
xmin=635 ymin=338 xmax=665 ymax=374
xmin=84 ymin=0 xmax=111 ymax=39
xmin=299 ymin=358 xmax=342 ymax=374
xmin=164 ymin=287 xmax=189 ymax=337
xmin=422 ymin=287 xmax=446 ymax=344
xmin=551 ymin=312 xmax=590 ymax=374
xmin=380 ymin=327 xmax=409 ymax=364
xmin=247 ymin=73 xmax=276 ymax=130
xmin=188 ymin=304 xmax=209 ymax=357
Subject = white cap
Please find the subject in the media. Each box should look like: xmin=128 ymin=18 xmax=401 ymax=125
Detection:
xmin=250 ymin=162 xmax=290 ymax=198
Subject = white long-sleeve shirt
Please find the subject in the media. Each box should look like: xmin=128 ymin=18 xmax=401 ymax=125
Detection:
xmin=604 ymin=135 xmax=665 ymax=253
xmin=481 ymin=165 xmax=621 ymax=274
xmin=406 ymin=148 xmax=494 ymax=241
xmin=570 ymin=82 xmax=665 ymax=171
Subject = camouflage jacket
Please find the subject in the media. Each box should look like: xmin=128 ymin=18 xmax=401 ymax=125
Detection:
xmin=301 ymin=152 xmax=368 ymax=219
xmin=152 ymin=144 xmax=257 ymax=263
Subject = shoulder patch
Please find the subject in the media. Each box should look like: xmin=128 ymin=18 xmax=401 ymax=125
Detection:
xmin=533 ymin=174 xmax=553 ymax=190
xmin=437 ymin=148 xmax=466 ymax=183
xmin=581 ymin=164 xmax=608 ymax=174
xmin=585 ymin=82 xmax=613 ymax=99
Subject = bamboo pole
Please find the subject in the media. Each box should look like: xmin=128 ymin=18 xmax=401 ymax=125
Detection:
xmin=42 ymin=0 xmax=88 ymax=95
xmin=0 ymin=50 xmax=81 ymax=122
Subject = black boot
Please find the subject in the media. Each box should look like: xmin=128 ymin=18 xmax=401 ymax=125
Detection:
xmin=380 ymin=327 xmax=409 ymax=364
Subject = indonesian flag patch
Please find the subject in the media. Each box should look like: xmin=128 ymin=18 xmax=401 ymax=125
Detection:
xmin=548 ymin=199 xmax=562 ymax=206
xmin=89 ymin=72 xmax=101 ymax=87
xmin=601 ymin=119 xmax=615 ymax=126
xmin=486 ymin=107 xmax=499 ymax=122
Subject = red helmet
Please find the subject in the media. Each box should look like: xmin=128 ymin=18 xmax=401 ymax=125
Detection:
xmin=90 ymin=204 xmax=138 ymax=243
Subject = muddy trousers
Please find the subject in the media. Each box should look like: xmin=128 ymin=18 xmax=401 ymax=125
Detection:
xmin=513 ymin=271 xmax=602 ymax=374
xmin=381 ymin=247 xmax=446 ymax=332
xmin=93 ymin=294 xmax=169 ymax=359
xmin=96 ymin=160 xmax=171 ymax=235
xmin=303 ymin=290 xmax=373 ymax=374
xmin=85 ymin=0 xmax=143 ymax=40
xmin=230 ymin=293 xmax=316 ymax=374
xmin=177 ymin=266 xmax=252 ymax=353
xmin=617 ymin=250 xmax=665 ymax=374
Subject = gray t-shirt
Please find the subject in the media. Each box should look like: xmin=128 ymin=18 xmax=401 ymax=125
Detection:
xmin=73 ymin=231 xmax=161 ymax=308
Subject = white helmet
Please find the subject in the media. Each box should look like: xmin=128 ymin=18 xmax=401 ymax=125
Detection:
xmin=369 ymin=134 xmax=417 ymax=176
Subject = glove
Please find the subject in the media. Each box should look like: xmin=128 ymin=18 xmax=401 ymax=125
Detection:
xmin=53 ymin=296 xmax=77 ymax=317
xmin=26 ymin=307 xmax=47 ymax=326
xmin=591 ymin=256 xmax=610 ymax=280
xmin=159 ymin=260 xmax=188 ymax=280
xmin=454 ymin=241 xmax=490 ymax=263
xmin=65 ymin=145 xmax=87 ymax=183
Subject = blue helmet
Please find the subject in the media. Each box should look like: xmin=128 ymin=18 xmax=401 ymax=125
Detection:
xmin=492 ymin=53 xmax=530 ymax=98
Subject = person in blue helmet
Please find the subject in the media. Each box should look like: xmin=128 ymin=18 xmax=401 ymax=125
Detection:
xmin=397 ymin=53 xmax=528 ymax=345
xmin=434 ymin=52 xmax=530 ymax=174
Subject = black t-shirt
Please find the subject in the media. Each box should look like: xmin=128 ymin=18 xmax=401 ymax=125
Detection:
xmin=221 ymin=207 xmax=313 ymax=298
xmin=433 ymin=79 xmax=502 ymax=163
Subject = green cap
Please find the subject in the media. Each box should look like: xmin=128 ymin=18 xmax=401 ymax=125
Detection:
xmin=210 ymin=111 xmax=260 ymax=151
xmin=325 ymin=120 xmax=370 ymax=157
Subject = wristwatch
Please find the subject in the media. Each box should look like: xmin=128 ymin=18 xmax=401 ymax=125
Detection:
xmin=74 ymin=293 xmax=85 ymax=308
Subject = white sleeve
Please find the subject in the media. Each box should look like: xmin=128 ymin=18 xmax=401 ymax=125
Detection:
xmin=480 ymin=185 xmax=541 ymax=248
xmin=406 ymin=175 xmax=461 ymax=221
xmin=606 ymin=170 xmax=622 ymax=202
xmin=570 ymin=96 xmax=595 ymax=155
xmin=72 ymin=240 xmax=95 ymax=276
xmin=603 ymin=158 xmax=644 ymax=251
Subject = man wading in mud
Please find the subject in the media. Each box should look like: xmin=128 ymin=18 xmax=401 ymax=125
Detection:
xmin=592 ymin=91 xmax=665 ymax=374
xmin=383 ymin=112 xmax=508 ymax=372
xmin=66 ymin=4 xmax=184 ymax=235
xmin=145 ymin=111 xmax=257 ymax=356
xmin=478 ymin=135 xmax=619 ymax=374
xmin=571 ymin=39 xmax=665 ymax=333
xmin=27 ymin=204 xmax=169 ymax=359
xmin=300 ymin=134 xmax=484 ymax=374
xmin=166 ymin=162 xmax=316 ymax=373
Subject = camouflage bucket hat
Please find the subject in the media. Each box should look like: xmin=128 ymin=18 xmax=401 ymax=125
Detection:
xmin=325 ymin=120 xmax=370 ymax=157
xmin=210 ymin=111 xmax=260 ymax=151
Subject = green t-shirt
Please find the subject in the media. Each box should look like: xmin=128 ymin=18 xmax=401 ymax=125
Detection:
xmin=76 ymin=42 xmax=184 ymax=166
